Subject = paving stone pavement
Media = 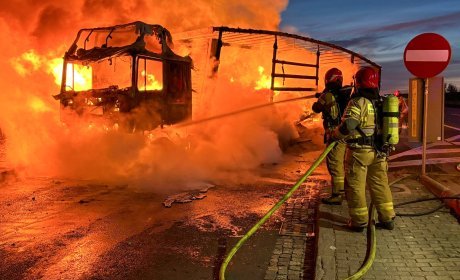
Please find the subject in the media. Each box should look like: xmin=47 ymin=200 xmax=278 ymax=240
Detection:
xmin=264 ymin=178 xmax=327 ymax=280
xmin=316 ymin=175 xmax=460 ymax=280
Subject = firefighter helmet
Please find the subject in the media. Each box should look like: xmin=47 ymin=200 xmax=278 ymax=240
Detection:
xmin=355 ymin=66 xmax=379 ymax=89
xmin=394 ymin=90 xmax=401 ymax=97
xmin=325 ymin=68 xmax=343 ymax=87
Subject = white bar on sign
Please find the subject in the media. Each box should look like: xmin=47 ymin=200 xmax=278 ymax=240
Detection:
xmin=406 ymin=50 xmax=449 ymax=62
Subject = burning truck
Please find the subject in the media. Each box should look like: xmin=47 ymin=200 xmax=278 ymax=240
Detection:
xmin=53 ymin=22 xmax=382 ymax=132
xmin=53 ymin=21 xmax=192 ymax=132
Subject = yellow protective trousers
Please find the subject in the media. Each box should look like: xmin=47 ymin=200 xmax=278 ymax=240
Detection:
xmin=326 ymin=141 xmax=347 ymax=195
xmin=345 ymin=147 xmax=395 ymax=226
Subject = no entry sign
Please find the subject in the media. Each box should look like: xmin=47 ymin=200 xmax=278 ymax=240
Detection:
xmin=404 ymin=33 xmax=451 ymax=78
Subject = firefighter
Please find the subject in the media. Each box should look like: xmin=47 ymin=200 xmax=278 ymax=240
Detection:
xmin=332 ymin=66 xmax=395 ymax=232
xmin=394 ymin=90 xmax=408 ymax=130
xmin=312 ymin=68 xmax=350 ymax=205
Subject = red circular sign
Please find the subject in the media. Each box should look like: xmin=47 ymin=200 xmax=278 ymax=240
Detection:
xmin=404 ymin=33 xmax=451 ymax=78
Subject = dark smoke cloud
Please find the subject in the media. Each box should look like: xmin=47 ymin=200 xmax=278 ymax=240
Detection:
xmin=368 ymin=11 xmax=460 ymax=33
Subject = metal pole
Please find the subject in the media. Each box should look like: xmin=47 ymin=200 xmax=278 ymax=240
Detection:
xmin=315 ymin=46 xmax=320 ymax=86
xmin=215 ymin=30 xmax=223 ymax=61
xmin=270 ymin=36 xmax=278 ymax=103
xmin=60 ymin=58 xmax=67 ymax=93
xmin=212 ymin=29 xmax=223 ymax=75
xmin=422 ymin=78 xmax=429 ymax=175
xmin=441 ymin=77 xmax=445 ymax=142
xmin=144 ymin=58 xmax=147 ymax=91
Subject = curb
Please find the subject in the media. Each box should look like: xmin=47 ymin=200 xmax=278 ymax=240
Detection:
xmin=420 ymin=175 xmax=460 ymax=218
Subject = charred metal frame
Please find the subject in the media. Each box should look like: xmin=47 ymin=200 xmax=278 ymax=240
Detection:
xmin=270 ymin=36 xmax=277 ymax=102
xmin=56 ymin=21 xmax=193 ymax=131
xmin=211 ymin=26 xmax=382 ymax=99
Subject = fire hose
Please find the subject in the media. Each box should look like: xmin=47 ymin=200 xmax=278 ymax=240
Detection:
xmin=218 ymin=142 xmax=337 ymax=280
xmin=219 ymin=144 xmax=460 ymax=280
xmin=343 ymin=174 xmax=418 ymax=280
xmin=344 ymin=203 xmax=376 ymax=280
xmin=346 ymin=187 xmax=460 ymax=280
xmin=176 ymin=95 xmax=316 ymax=129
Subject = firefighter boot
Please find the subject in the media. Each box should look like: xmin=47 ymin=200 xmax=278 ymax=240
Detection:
xmin=321 ymin=193 xmax=343 ymax=205
xmin=346 ymin=220 xmax=366 ymax=232
xmin=376 ymin=219 xmax=395 ymax=230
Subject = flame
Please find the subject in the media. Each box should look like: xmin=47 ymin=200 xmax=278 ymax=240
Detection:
xmin=29 ymin=96 xmax=51 ymax=112
xmin=228 ymin=66 xmax=280 ymax=91
xmin=0 ymin=0 xmax=364 ymax=189
xmin=13 ymin=51 xmax=92 ymax=92
xmin=254 ymin=66 xmax=281 ymax=96
xmin=254 ymin=66 xmax=272 ymax=90
xmin=49 ymin=59 xmax=92 ymax=91
xmin=140 ymin=70 xmax=163 ymax=90
xmin=11 ymin=50 xmax=43 ymax=77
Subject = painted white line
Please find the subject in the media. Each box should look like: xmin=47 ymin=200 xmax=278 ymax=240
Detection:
xmin=405 ymin=50 xmax=449 ymax=62
xmin=388 ymin=138 xmax=460 ymax=161
xmin=444 ymin=124 xmax=460 ymax=132
xmin=389 ymin=146 xmax=460 ymax=160
xmin=447 ymin=135 xmax=460 ymax=142
xmin=389 ymin=157 xmax=460 ymax=168
xmin=390 ymin=148 xmax=460 ymax=157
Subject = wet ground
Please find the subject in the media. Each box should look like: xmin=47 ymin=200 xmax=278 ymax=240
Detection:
xmin=1 ymin=107 xmax=458 ymax=280
xmin=0 ymin=132 xmax=328 ymax=280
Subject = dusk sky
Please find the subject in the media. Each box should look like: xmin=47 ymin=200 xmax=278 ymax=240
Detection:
xmin=280 ymin=0 xmax=460 ymax=93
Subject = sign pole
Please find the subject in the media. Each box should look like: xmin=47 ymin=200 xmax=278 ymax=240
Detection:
xmin=404 ymin=33 xmax=451 ymax=176
xmin=422 ymin=78 xmax=429 ymax=175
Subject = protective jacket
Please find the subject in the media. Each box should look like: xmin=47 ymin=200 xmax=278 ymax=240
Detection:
xmin=333 ymin=92 xmax=395 ymax=226
xmin=312 ymin=86 xmax=350 ymax=197
xmin=312 ymin=87 xmax=351 ymax=143
xmin=339 ymin=96 xmax=376 ymax=148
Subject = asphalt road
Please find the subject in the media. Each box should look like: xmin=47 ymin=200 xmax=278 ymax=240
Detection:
xmin=0 ymin=132 xmax=327 ymax=280
xmin=0 ymin=107 xmax=458 ymax=280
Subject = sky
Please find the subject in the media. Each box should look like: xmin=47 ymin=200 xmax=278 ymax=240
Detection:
xmin=280 ymin=0 xmax=460 ymax=93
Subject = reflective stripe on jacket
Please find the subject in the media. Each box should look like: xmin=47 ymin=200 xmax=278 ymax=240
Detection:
xmin=316 ymin=91 xmax=340 ymax=129
xmin=342 ymin=97 xmax=375 ymax=148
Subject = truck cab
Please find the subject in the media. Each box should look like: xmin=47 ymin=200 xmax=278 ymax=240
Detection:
xmin=54 ymin=21 xmax=192 ymax=131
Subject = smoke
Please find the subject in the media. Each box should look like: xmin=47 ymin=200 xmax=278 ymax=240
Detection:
xmin=7 ymin=79 xmax=297 ymax=190
xmin=0 ymin=0 xmax=288 ymax=50
xmin=0 ymin=0 xmax=300 ymax=190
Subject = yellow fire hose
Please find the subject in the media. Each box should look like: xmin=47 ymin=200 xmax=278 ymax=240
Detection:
xmin=344 ymin=204 xmax=376 ymax=280
xmin=344 ymin=174 xmax=413 ymax=280
xmin=218 ymin=144 xmax=418 ymax=280
xmin=219 ymin=142 xmax=337 ymax=280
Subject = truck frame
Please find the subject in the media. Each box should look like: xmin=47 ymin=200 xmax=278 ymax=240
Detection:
xmin=54 ymin=21 xmax=192 ymax=131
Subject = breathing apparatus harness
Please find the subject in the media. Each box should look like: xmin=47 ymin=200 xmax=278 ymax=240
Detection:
xmin=315 ymin=86 xmax=352 ymax=143
xmin=346 ymin=91 xmax=400 ymax=158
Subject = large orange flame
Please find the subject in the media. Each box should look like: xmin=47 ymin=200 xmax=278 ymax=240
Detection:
xmin=140 ymin=70 xmax=163 ymax=90
xmin=50 ymin=59 xmax=92 ymax=91
xmin=0 ymin=0 xmax=363 ymax=186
